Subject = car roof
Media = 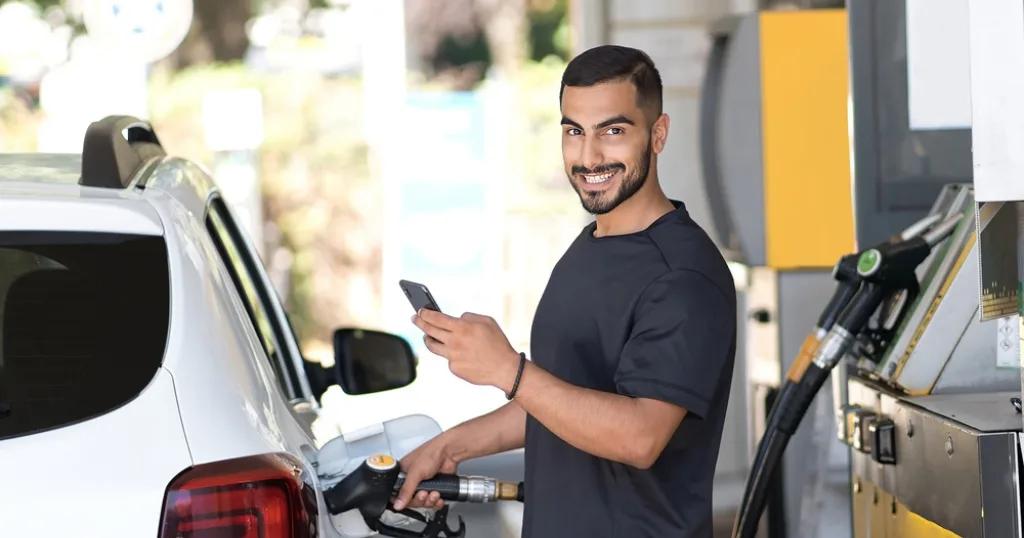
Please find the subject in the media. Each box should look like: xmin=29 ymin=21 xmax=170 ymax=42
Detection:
xmin=0 ymin=153 xmax=210 ymax=236
xmin=0 ymin=117 xmax=219 ymax=235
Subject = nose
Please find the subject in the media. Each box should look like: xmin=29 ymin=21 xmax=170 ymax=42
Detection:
xmin=579 ymin=135 xmax=603 ymax=171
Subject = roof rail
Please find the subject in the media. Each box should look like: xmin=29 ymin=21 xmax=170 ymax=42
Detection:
xmin=79 ymin=115 xmax=166 ymax=189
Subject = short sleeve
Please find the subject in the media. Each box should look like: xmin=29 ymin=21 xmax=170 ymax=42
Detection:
xmin=614 ymin=270 xmax=734 ymax=419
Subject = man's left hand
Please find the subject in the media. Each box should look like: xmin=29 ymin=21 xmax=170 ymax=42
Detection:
xmin=412 ymin=309 xmax=520 ymax=391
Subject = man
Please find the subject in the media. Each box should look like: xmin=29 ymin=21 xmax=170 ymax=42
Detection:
xmin=395 ymin=45 xmax=736 ymax=537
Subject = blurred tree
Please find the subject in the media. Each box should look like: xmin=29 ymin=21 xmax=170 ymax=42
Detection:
xmin=406 ymin=0 xmax=565 ymax=87
xmin=166 ymin=0 xmax=252 ymax=69
xmin=474 ymin=0 xmax=527 ymax=76
xmin=528 ymin=0 xmax=568 ymax=61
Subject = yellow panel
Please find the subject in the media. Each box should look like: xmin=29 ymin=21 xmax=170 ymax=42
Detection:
xmin=760 ymin=10 xmax=856 ymax=269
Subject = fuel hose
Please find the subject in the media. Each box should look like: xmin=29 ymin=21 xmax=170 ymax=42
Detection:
xmin=732 ymin=213 xmax=962 ymax=538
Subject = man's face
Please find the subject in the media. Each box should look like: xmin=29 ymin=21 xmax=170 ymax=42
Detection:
xmin=560 ymin=80 xmax=655 ymax=215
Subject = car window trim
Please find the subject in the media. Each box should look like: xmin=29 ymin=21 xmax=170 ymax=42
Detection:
xmin=205 ymin=202 xmax=298 ymax=399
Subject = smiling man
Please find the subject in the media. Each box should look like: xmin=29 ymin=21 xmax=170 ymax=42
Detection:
xmin=396 ymin=45 xmax=737 ymax=537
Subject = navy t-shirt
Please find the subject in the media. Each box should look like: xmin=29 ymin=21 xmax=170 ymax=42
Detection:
xmin=522 ymin=200 xmax=736 ymax=537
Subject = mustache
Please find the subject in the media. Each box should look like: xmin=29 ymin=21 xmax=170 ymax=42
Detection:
xmin=571 ymin=163 xmax=625 ymax=176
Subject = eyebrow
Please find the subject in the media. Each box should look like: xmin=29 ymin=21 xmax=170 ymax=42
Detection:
xmin=560 ymin=115 xmax=636 ymax=130
xmin=595 ymin=115 xmax=635 ymax=129
xmin=560 ymin=116 xmax=583 ymax=129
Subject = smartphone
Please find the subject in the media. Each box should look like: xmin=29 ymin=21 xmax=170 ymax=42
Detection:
xmin=399 ymin=279 xmax=442 ymax=313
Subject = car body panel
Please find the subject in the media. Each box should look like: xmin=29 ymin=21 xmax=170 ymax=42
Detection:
xmin=0 ymin=188 xmax=163 ymax=235
xmin=148 ymin=189 xmax=316 ymax=463
xmin=142 ymin=171 xmax=345 ymax=536
xmin=0 ymin=368 xmax=192 ymax=537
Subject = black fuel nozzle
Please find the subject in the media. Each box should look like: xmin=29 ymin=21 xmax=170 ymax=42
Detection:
xmin=815 ymin=253 xmax=861 ymax=334
xmin=324 ymin=454 xmax=402 ymax=522
xmin=733 ymin=212 xmax=964 ymax=538
xmin=777 ymin=213 xmax=963 ymax=435
xmin=815 ymin=212 xmax=950 ymax=335
xmin=325 ymin=453 xmax=523 ymax=538
xmin=325 ymin=454 xmax=467 ymax=538
xmin=833 ymin=212 xmax=960 ymax=340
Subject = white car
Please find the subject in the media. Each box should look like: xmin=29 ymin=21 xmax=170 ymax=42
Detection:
xmin=0 ymin=116 xmax=519 ymax=537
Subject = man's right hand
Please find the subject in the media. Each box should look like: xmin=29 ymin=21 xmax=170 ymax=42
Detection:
xmin=393 ymin=434 xmax=459 ymax=511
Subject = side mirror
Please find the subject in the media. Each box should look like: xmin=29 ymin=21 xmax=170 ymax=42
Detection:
xmin=333 ymin=328 xmax=417 ymax=395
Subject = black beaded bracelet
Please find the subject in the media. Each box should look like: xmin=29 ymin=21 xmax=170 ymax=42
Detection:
xmin=506 ymin=352 xmax=527 ymax=400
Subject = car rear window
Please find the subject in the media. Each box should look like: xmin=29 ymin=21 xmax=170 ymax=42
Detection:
xmin=0 ymin=232 xmax=169 ymax=440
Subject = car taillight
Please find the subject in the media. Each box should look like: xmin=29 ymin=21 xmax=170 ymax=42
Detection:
xmin=158 ymin=453 xmax=318 ymax=538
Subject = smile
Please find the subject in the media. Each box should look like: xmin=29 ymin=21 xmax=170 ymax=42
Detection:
xmin=583 ymin=170 xmax=617 ymax=184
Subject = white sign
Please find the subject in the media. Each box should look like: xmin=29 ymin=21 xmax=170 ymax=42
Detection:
xmin=906 ymin=0 xmax=972 ymax=130
xmin=969 ymin=0 xmax=1024 ymax=202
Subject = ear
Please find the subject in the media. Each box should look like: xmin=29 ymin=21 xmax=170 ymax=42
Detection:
xmin=651 ymin=113 xmax=670 ymax=154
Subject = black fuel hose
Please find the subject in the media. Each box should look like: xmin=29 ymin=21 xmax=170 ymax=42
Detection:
xmin=733 ymin=287 xmax=880 ymax=538
xmin=734 ymin=254 xmax=861 ymax=529
xmin=732 ymin=213 xmax=962 ymax=538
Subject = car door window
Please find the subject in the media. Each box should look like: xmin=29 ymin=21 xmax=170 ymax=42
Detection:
xmin=206 ymin=197 xmax=304 ymax=401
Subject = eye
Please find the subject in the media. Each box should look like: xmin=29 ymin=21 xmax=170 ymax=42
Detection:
xmin=566 ymin=128 xmax=582 ymax=136
xmin=605 ymin=127 xmax=624 ymax=135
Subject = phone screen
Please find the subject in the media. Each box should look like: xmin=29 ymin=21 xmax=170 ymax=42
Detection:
xmin=399 ymin=280 xmax=441 ymax=313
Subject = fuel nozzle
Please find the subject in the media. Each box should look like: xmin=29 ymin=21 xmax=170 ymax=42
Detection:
xmin=324 ymin=454 xmax=401 ymax=519
xmin=394 ymin=474 xmax=524 ymax=503
xmin=814 ymin=212 xmax=952 ymax=336
xmin=325 ymin=451 xmax=525 ymax=530
xmin=777 ymin=213 xmax=963 ymax=432
xmin=733 ymin=212 xmax=964 ymax=538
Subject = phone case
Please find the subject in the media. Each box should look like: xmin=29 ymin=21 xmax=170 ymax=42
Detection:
xmin=399 ymin=279 xmax=441 ymax=312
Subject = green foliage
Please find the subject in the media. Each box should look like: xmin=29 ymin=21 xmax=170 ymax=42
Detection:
xmin=433 ymin=32 xmax=492 ymax=73
xmin=528 ymin=0 xmax=569 ymax=62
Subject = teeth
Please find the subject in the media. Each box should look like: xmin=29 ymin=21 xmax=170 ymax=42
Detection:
xmin=583 ymin=171 xmax=614 ymax=184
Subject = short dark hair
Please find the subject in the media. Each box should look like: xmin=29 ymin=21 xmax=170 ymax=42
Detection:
xmin=560 ymin=45 xmax=663 ymax=120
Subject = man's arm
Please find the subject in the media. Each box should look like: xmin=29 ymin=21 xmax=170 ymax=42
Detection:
xmin=413 ymin=310 xmax=687 ymax=470
xmin=513 ymin=361 xmax=685 ymax=470
xmin=440 ymin=400 xmax=527 ymax=463
xmin=393 ymin=401 xmax=525 ymax=510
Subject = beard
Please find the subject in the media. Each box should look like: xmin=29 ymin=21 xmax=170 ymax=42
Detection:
xmin=568 ymin=137 xmax=653 ymax=215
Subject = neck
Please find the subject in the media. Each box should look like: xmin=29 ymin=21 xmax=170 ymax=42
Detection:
xmin=593 ymin=174 xmax=675 ymax=237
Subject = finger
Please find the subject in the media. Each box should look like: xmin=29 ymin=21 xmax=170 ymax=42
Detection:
xmin=440 ymin=460 xmax=457 ymax=474
xmin=427 ymin=491 xmax=441 ymax=505
xmin=413 ymin=314 xmax=451 ymax=343
xmin=394 ymin=472 xmax=423 ymax=510
xmin=419 ymin=308 xmax=460 ymax=330
xmin=416 ymin=491 xmax=428 ymax=504
xmin=433 ymin=498 xmax=446 ymax=509
xmin=423 ymin=335 xmax=450 ymax=357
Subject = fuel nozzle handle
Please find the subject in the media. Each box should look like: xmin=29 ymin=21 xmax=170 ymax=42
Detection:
xmin=778 ymin=215 xmax=962 ymax=433
xmin=325 ymin=454 xmax=402 ymax=519
xmin=814 ymin=212 xmax=950 ymax=334
xmin=325 ymin=454 xmax=525 ymax=519
xmin=398 ymin=474 xmax=524 ymax=503
xmin=816 ymin=253 xmax=861 ymax=333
